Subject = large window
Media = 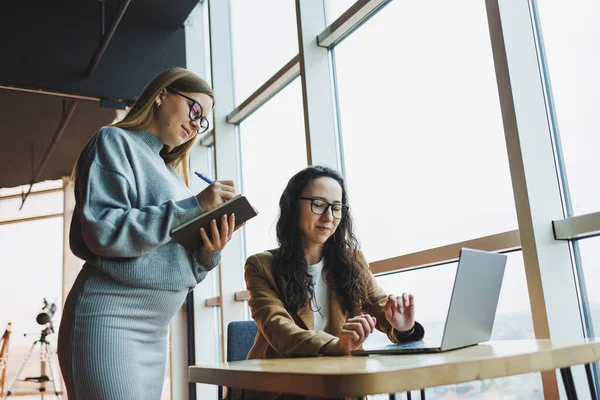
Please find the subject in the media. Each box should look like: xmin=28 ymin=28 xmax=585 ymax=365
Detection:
xmin=0 ymin=194 xmax=63 ymax=397
xmin=229 ymin=0 xmax=298 ymax=104
xmin=199 ymin=0 xmax=597 ymax=397
xmin=367 ymin=251 xmax=542 ymax=398
xmin=535 ymin=0 xmax=600 ymax=216
xmin=239 ymin=79 xmax=307 ymax=258
xmin=333 ymin=0 xmax=517 ymax=261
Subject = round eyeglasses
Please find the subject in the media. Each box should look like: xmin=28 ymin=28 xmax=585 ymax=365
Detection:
xmin=299 ymin=197 xmax=349 ymax=219
xmin=166 ymin=87 xmax=210 ymax=134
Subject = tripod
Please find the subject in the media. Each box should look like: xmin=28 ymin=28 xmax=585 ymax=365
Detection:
xmin=0 ymin=323 xmax=12 ymax=396
xmin=4 ymin=324 xmax=63 ymax=399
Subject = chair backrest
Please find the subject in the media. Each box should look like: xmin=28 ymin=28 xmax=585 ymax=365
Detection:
xmin=226 ymin=320 xmax=258 ymax=362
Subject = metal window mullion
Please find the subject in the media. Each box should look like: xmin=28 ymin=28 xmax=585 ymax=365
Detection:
xmin=188 ymin=144 xmax=220 ymax=400
xmin=317 ymin=0 xmax=394 ymax=49
xmin=528 ymin=5 xmax=598 ymax=394
xmin=0 ymin=85 xmax=101 ymax=102
xmin=553 ymin=212 xmax=600 ymax=240
xmin=484 ymin=0 xmax=587 ymax=397
xmin=295 ymin=0 xmax=340 ymax=169
xmin=181 ymin=3 xmax=221 ymax=399
xmin=208 ymin=0 xmax=247 ymax=365
xmin=0 ymin=187 xmax=63 ymax=201
xmin=0 ymin=213 xmax=62 ymax=226
xmin=528 ymin=0 xmax=576 ymax=222
xmin=370 ymin=230 xmax=521 ymax=275
xmin=226 ymin=55 xmax=300 ymax=124
xmin=198 ymin=129 xmax=215 ymax=147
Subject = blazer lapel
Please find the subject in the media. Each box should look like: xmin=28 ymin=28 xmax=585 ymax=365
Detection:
xmin=296 ymin=304 xmax=314 ymax=330
xmin=325 ymin=289 xmax=351 ymax=337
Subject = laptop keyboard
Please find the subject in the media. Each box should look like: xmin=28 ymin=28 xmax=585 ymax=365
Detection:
xmin=385 ymin=341 xmax=427 ymax=349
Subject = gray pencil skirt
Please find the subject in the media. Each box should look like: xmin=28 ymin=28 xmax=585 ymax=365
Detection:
xmin=58 ymin=264 xmax=188 ymax=400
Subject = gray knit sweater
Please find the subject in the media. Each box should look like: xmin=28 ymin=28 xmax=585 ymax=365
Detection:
xmin=70 ymin=126 xmax=221 ymax=290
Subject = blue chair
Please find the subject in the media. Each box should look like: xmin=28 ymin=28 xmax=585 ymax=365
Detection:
xmin=219 ymin=320 xmax=258 ymax=400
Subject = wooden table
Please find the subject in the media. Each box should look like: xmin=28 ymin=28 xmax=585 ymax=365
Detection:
xmin=189 ymin=339 xmax=600 ymax=399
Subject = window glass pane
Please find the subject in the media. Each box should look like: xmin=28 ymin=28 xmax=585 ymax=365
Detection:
xmin=0 ymin=218 xmax=63 ymax=397
xmin=0 ymin=180 xmax=62 ymax=196
xmin=334 ymin=0 xmax=517 ymax=261
xmin=240 ymin=79 xmax=307 ymax=259
xmin=536 ymin=0 xmax=600 ymax=215
xmin=230 ymin=0 xmax=298 ymax=104
xmin=578 ymin=237 xmax=600 ymax=334
xmin=325 ymin=0 xmax=356 ymax=24
xmin=0 ymin=191 xmax=63 ymax=222
xmin=367 ymin=251 xmax=542 ymax=398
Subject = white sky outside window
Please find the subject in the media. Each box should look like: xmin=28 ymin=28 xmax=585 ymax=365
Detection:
xmin=535 ymin=0 xmax=600 ymax=216
xmin=230 ymin=0 xmax=298 ymax=105
xmin=333 ymin=0 xmax=518 ymax=262
xmin=239 ymin=79 xmax=307 ymax=258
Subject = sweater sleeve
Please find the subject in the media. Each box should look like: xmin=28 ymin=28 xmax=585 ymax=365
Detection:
xmin=190 ymin=247 xmax=222 ymax=282
xmin=77 ymin=130 xmax=204 ymax=259
xmin=245 ymin=255 xmax=337 ymax=357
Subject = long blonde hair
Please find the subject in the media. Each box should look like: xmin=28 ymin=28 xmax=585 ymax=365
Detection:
xmin=73 ymin=67 xmax=214 ymax=186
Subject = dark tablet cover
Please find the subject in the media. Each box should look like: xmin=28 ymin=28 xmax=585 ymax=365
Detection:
xmin=171 ymin=194 xmax=258 ymax=251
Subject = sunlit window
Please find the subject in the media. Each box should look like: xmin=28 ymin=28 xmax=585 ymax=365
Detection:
xmin=239 ymin=79 xmax=307 ymax=259
xmin=333 ymin=0 xmax=517 ymax=261
xmin=535 ymin=0 xmax=600 ymax=215
xmin=230 ymin=0 xmax=298 ymax=104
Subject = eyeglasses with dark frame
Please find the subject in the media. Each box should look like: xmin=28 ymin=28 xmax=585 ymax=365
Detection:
xmin=165 ymin=87 xmax=210 ymax=134
xmin=299 ymin=197 xmax=349 ymax=219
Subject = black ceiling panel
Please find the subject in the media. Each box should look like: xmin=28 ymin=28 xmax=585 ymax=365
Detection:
xmin=0 ymin=0 xmax=193 ymax=101
xmin=0 ymin=0 xmax=198 ymax=189
xmin=0 ymin=90 xmax=117 ymax=189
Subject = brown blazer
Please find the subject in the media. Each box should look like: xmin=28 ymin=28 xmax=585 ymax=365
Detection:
xmin=234 ymin=250 xmax=424 ymax=400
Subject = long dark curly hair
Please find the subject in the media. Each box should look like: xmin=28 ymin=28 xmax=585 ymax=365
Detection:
xmin=273 ymin=165 xmax=370 ymax=314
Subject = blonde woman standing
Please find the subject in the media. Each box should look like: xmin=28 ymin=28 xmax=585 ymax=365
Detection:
xmin=58 ymin=68 xmax=237 ymax=399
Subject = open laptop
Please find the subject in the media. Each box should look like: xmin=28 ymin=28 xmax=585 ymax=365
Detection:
xmin=351 ymin=248 xmax=507 ymax=355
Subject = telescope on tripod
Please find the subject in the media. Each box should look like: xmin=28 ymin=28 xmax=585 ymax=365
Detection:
xmin=3 ymin=299 xmax=63 ymax=399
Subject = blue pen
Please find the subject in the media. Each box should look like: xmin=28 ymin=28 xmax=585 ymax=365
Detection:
xmin=194 ymin=171 xmax=214 ymax=184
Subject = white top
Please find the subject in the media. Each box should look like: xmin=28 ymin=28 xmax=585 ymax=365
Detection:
xmin=307 ymin=258 xmax=330 ymax=330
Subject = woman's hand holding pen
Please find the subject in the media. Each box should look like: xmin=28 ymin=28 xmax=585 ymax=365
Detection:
xmin=195 ymin=179 xmax=240 ymax=252
xmin=322 ymin=314 xmax=376 ymax=355
xmin=195 ymin=180 xmax=237 ymax=211
xmin=384 ymin=293 xmax=416 ymax=334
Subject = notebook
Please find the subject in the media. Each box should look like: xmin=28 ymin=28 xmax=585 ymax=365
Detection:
xmin=171 ymin=194 xmax=258 ymax=251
